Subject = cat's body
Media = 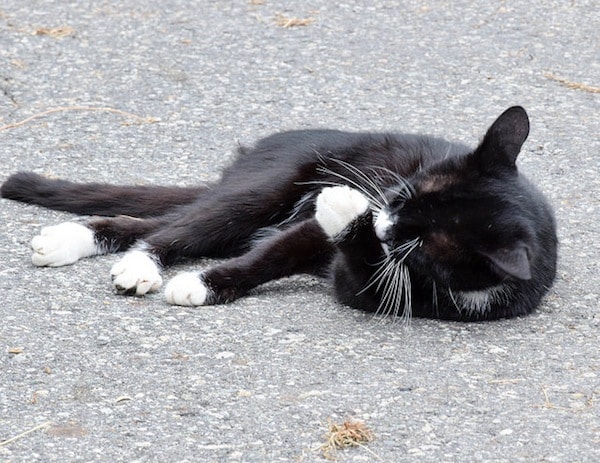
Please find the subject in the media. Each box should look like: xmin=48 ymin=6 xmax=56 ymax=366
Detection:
xmin=1 ymin=107 xmax=557 ymax=321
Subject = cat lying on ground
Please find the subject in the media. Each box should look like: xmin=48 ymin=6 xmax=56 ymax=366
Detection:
xmin=1 ymin=106 xmax=557 ymax=321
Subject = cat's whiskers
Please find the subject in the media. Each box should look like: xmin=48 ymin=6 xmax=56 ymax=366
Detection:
xmin=367 ymin=166 xmax=415 ymax=201
xmin=431 ymin=280 xmax=439 ymax=318
xmin=315 ymin=165 xmax=386 ymax=210
xmin=447 ymin=288 xmax=461 ymax=313
xmin=378 ymin=263 xmax=400 ymax=320
xmin=324 ymin=157 xmax=390 ymax=205
xmin=400 ymin=265 xmax=412 ymax=323
xmin=376 ymin=263 xmax=413 ymax=324
xmin=385 ymin=239 xmax=419 ymax=323
xmin=277 ymin=191 xmax=316 ymax=227
xmin=360 ymin=237 xmax=420 ymax=324
xmin=357 ymin=255 xmax=395 ymax=295
xmin=314 ymin=155 xmax=402 ymax=209
xmin=443 ymin=145 xmax=453 ymax=159
xmin=303 ymin=156 xmax=415 ymax=220
xmin=388 ymin=237 xmax=422 ymax=259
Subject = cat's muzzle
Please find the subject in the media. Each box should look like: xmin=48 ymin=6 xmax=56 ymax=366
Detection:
xmin=374 ymin=209 xmax=394 ymax=255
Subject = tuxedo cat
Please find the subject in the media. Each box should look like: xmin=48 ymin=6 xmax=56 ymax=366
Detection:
xmin=1 ymin=106 xmax=557 ymax=321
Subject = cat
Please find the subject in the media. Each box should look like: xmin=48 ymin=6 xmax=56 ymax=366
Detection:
xmin=1 ymin=106 xmax=557 ymax=321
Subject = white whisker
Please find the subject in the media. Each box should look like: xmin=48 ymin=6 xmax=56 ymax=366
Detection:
xmin=277 ymin=191 xmax=316 ymax=227
xmin=399 ymin=265 xmax=412 ymax=324
xmin=389 ymin=237 xmax=422 ymax=259
xmin=357 ymin=256 xmax=394 ymax=295
xmin=376 ymin=264 xmax=399 ymax=321
xmin=368 ymin=166 xmax=415 ymax=200
xmin=431 ymin=280 xmax=439 ymax=318
xmin=328 ymin=157 xmax=387 ymax=192
xmin=317 ymin=164 xmax=385 ymax=210
xmin=390 ymin=265 xmax=403 ymax=321
xmin=360 ymin=236 xmax=420 ymax=324
xmin=447 ymin=288 xmax=461 ymax=312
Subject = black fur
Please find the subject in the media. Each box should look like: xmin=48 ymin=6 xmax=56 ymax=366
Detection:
xmin=1 ymin=106 xmax=557 ymax=321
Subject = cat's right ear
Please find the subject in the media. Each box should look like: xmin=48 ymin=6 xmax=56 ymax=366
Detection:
xmin=473 ymin=106 xmax=530 ymax=176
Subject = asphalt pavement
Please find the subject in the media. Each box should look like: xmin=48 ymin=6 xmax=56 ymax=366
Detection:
xmin=1 ymin=1 xmax=598 ymax=462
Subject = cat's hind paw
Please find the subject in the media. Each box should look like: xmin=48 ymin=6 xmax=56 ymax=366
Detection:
xmin=164 ymin=272 xmax=210 ymax=306
xmin=315 ymin=186 xmax=370 ymax=238
xmin=110 ymin=250 xmax=162 ymax=296
xmin=31 ymin=222 xmax=98 ymax=267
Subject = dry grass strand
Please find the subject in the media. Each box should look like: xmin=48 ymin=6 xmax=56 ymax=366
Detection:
xmin=0 ymin=106 xmax=159 ymax=132
xmin=34 ymin=26 xmax=75 ymax=38
xmin=274 ymin=13 xmax=315 ymax=28
xmin=544 ymin=72 xmax=600 ymax=94
xmin=0 ymin=421 xmax=52 ymax=447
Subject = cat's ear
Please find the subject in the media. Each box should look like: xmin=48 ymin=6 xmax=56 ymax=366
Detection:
xmin=481 ymin=244 xmax=532 ymax=280
xmin=473 ymin=106 xmax=530 ymax=175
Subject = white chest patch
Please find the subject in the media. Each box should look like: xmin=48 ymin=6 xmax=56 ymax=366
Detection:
xmin=450 ymin=285 xmax=509 ymax=315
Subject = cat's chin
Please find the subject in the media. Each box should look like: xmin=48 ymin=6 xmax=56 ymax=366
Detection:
xmin=447 ymin=285 xmax=510 ymax=316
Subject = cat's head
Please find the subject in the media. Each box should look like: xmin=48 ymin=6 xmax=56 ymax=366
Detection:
xmin=375 ymin=106 xmax=547 ymax=293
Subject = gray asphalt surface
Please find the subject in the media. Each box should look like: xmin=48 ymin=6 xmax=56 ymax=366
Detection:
xmin=1 ymin=1 xmax=598 ymax=462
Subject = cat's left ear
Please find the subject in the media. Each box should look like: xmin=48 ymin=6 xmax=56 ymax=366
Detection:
xmin=473 ymin=106 xmax=530 ymax=175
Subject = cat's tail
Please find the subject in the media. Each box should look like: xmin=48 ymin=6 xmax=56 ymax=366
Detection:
xmin=1 ymin=172 xmax=206 ymax=217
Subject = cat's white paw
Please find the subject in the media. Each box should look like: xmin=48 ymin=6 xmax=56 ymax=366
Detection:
xmin=31 ymin=222 xmax=98 ymax=267
xmin=164 ymin=272 xmax=209 ymax=306
xmin=315 ymin=186 xmax=370 ymax=238
xmin=110 ymin=250 xmax=162 ymax=295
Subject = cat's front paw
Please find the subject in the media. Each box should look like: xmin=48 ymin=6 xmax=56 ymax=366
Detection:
xmin=31 ymin=222 xmax=98 ymax=267
xmin=164 ymin=272 xmax=210 ymax=306
xmin=315 ymin=186 xmax=370 ymax=238
xmin=110 ymin=250 xmax=162 ymax=296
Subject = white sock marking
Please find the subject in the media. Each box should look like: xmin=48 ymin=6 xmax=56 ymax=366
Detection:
xmin=31 ymin=222 xmax=98 ymax=267
xmin=110 ymin=250 xmax=162 ymax=295
xmin=164 ymin=272 xmax=209 ymax=306
xmin=315 ymin=186 xmax=370 ymax=238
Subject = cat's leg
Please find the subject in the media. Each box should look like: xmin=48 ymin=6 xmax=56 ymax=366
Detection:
xmin=164 ymin=186 xmax=385 ymax=308
xmin=108 ymin=196 xmax=293 ymax=296
xmin=314 ymin=186 xmax=389 ymax=313
xmin=164 ymin=219 xmax=334 ymax=306
xmin=31 ymin=222 xmax=99 ymax=267
xmin=30 ymin=216 xmax=163 ymax=267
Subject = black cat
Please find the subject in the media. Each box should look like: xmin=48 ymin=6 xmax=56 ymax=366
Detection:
xmin=1 ymin=106 xmax=557 ymax=321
